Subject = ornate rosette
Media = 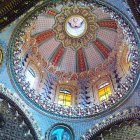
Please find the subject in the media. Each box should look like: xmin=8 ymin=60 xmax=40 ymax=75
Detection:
xmin=53 ymin=5 xmax=99 ymax=49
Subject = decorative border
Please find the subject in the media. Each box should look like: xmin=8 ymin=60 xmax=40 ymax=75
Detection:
xmin=0 ymin=83 xmax=43 ymax=140
xmin=46 ymin=123 xmax=75 ymax=140
xmin=7 ymin=0 xmax=140 ymax=118
xmin=81 ymin=106 xmax=140 ymax=140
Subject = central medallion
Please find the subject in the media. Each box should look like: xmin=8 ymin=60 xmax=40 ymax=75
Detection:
xmin=65 ymin=15 xmax=87 ymax=38
xmin=53 ymin=5 xmax=99 ymax=49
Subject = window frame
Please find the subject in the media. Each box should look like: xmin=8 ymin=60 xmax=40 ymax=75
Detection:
xmin=92 ymin=75 xmax=114 ymax=104
xmin=55 ymin=82 xmax=78 ymax=107
xmin=98 ymin=82 xmax=112 ymax=102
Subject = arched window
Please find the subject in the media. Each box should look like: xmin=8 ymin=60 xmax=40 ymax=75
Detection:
xmin=98 ymin=82 xmax=111 ymax=102
xmin=24 ymin=62 xmax=41 ymax=90
xmin=58 ymin=87 xmax=72 ymax=106
xmin=56 ymin=82 xmax=77 ymax=107
xmin=25 ymin=67 xmax=36 ymax=88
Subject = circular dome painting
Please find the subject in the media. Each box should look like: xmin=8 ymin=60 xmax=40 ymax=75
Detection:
xmin=8 ymin=0 xmax=140 ymax=118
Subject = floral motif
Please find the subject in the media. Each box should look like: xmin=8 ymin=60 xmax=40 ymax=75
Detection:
xmin=53 ymin=5 xmax=99 ymax=49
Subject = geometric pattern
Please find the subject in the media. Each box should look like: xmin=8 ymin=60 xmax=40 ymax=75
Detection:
xmin=0 ymin=98 xmax=37 ymax=140
xmin=103 ymin=123 xmax=140 ymax=140
xmin=30 ymin=5 xmax=121 ymax=73
xmin=0 ymin=84 xmax=41 ymax=140
xmin=81 ymin=107 xmax=140 ymax=140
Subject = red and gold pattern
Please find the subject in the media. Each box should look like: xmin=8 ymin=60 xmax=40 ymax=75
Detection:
xmin=97 ymin=20 xmax=118 ymax=30
xmin=51 ymin=45 xmax=65 ymax=66
xmin=77 ymin=48 xmax=87 ymax=72
xmin=94 ymin=39 xmax=110 ymax=58
xmin=47 ymin=9 xmax=57 ymax=16
xmin=35 ymin=30 xmax=55 ymax=44
xmin=70 ymin=73 xmax=78 ymax=80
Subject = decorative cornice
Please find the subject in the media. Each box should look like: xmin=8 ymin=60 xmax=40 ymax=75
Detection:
xmin=81 ymin=107 xmax=140 ymax=140
xmin=0 ymin=83 xmax=43 ymax=140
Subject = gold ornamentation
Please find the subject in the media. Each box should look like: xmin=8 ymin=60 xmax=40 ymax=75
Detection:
xmin=53 ymin=5 xmax=99 ymax=49
xmin=0 ymin=48 xmax=3 ymax=66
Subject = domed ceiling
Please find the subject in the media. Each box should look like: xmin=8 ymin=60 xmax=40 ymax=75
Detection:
xmin=8 ymin=0 xmax=139 ymax=118
xmin=25 ymin=4 xmax=120 ymax=73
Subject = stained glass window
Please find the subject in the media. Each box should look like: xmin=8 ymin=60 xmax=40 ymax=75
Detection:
xmin=58 ymin=88 xmax=72 ymax=106
xmin=48 ymin=125 xmax=74 ymax=140
xmin=98 ymin=82 xmax=111 ymax=102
